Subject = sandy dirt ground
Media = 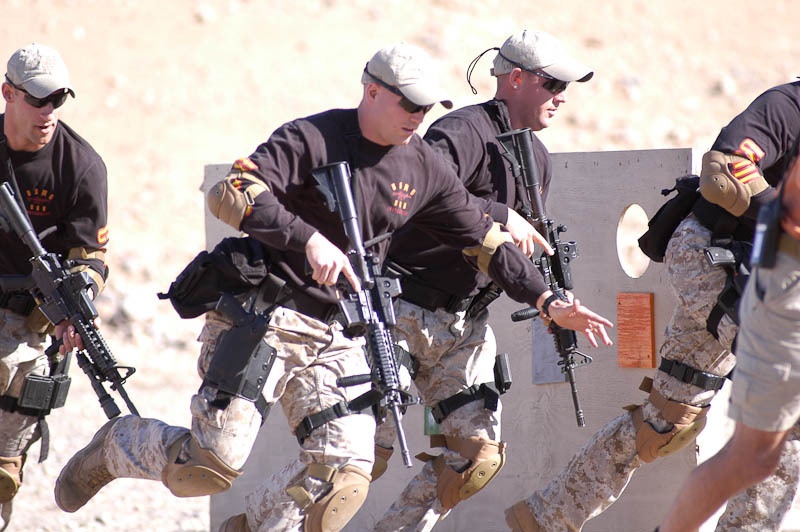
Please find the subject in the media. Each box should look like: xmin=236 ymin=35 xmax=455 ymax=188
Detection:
xmin=2 ymin=0 xmax=800 ymax=530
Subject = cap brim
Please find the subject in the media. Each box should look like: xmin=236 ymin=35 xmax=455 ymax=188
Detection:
xmin=541 ymin=62 xmax=594 ymax=83
xmin=399 ymin=82 xmax=453 ymax=109
xmin=23 ymin=75 xmax=74 ymax=99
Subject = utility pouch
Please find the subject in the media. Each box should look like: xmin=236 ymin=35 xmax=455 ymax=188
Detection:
xmin=638 ymin=175 xmax=701 ymax=262
xmin=203 ymin=293 xmax=276 ymax=402
xmin=18 ymin=373 xmax=71 ymax=411
xmin=751 ymin=197 xmax=782 ymax=269
xmin=158 ymin=236 xmax=270 ymax=319
xmin=493 ymin=353 xmax=512 ymax=394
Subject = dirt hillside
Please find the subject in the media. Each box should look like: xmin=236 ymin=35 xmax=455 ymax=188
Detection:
xmin=2 ymin=1 xmax=800 ymax=530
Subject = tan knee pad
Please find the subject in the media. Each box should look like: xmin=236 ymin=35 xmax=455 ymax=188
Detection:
xmin=418 ymin=434 xmax=506 ymax=510
xmin=371 ymin=444 xmax=394 ymax=481
xmin=699 ymin=149 xmax=769 ymax=216
xmin=206 ymin=170 xmax=268 ymax=230
xmin=286 ymin=463 xmax=371 ymax=532
xmin=505 ymin=500 xmax=542 ymax=532
xmin=0 ymin=456 xmax=24 ymax=503
xmin=627 ymin=379 xmax=709 ymax=463
xmin=161 ymin=434 xmax=241 ymax=497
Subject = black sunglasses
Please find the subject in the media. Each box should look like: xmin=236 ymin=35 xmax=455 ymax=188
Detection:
xmin=363 ymin=67 xmax=434 ymax=114
xmin=531 ymin=70 xmax=570 ymax=95
xmin=4 ymin=75 xmax=69 ymax=109
xmin=494 ymin=50 xmax=569 ymax=94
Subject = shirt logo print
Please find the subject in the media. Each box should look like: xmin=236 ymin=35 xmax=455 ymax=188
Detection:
xmin=389 ymin=181 xmax=416 ymax=216
xmin=25 ymin=188 xmax=55 ymax=216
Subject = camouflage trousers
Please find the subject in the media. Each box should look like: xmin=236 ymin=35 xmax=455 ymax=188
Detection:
xmin=99 ymin=306 xmax=376 ymax=532
xmin=375 ymin=299 xmax=500 ymax=532
xmin=523 ymin=214 xmax=800 ymax=531
xmin=0 ymin=308 xmax=48 ymax=457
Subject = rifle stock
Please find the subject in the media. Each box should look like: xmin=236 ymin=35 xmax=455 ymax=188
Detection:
xmin=497 ymin=129 xmax=592 ymax=427
xmin=312 ymin=162 xmax=415 ymax=467
xmin=0 ymin=181 xmax=138 ymax=418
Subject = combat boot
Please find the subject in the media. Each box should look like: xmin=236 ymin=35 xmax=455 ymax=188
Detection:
xmin=218 ymin=513 xmax=251 ymax=532
xmin=54 ymin=417 xmax=119 ymax=512
xmin=505 ymin=500 xmax=543 ymax=532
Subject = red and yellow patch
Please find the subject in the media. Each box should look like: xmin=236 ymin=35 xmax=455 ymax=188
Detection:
xmin=736 ymin=138 xmax=765 ymax=163
xmin=96 ymin=226 xmax=109 ymax=245
xmin=233 ymin=157 xmax=258 ymax=172
xmin=729 ymin=157 xmax=761 ymax=184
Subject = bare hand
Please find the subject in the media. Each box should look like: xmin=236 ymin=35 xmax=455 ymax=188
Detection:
xmin=54 ymin=320 xmax=87 ymax=354
xmin=504 ymin=208 xmax=553 ymax=257
xmin=548 ymin=298 xmax=614 ymax=348
xmin=305 ymin=232 xmax=361 ymax=291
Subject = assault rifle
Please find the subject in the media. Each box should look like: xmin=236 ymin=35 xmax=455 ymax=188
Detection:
xmin=312 ymin=161 xmax=415 ymax=467
xmin=497 ymin=128 xmax=592 ymax=427
xmin=0 ymin=181 xmax=138 ymax=419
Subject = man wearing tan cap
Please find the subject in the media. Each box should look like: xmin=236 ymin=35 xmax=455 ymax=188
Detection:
xmin=0 ymin=43 xmax=108 ymax=531
xmin=373 ymin=30 xmax=597 ymax=531
xmin=54 ymin=42 xmax=612 ymax=532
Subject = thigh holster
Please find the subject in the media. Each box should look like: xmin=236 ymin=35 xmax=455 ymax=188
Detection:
xmin=161 ymin=434 xmax=241 ymax=497
xmin=625 ymin=377 xmax=709 ymax=463
xmin=0 ymin=455 xmax=24 ymax=503
xmin=416 ymin=434 xmax=506 ymax=510
xmin=286 ymin=463 xmax=371 ymax=532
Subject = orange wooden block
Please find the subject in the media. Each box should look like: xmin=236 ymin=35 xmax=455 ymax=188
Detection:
xmin=617 ymin=292 xmax=656 ymax=368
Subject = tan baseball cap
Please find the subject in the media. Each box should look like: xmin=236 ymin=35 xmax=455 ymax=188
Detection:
xmin=492 ymin=30 xmax=593 ymax=83
xmin=362 ymin=43 xmax=453 ymax=109
xmin=6 ymin=43 xmax=75 ymax=98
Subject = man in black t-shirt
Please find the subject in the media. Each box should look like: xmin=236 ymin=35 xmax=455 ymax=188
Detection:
xmin=55 ymin=42 xmax=611 ymax=532
xmin=373 ymin=30 xmax=596 ymax=531
xmin=0 ymin=43 xmax=108 ymax=530
xmin=508 ymin=82 xmax=800 ymax=532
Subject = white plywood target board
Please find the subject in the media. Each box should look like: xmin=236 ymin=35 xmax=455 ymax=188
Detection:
xmin=200 ymin=149 xmax=796 ymax=531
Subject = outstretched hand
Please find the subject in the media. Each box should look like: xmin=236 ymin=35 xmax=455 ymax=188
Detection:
xmin=548 ymin=298 xmax=614 ymax=348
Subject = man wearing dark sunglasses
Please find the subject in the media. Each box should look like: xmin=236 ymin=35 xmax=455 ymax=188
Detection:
xmin=0 ymin=43 xmax=108 ymax=531
xmin=55 ymin=42 xmax=611 ymax=532
xmin=372 ymin=30 xmax=598 ymax=531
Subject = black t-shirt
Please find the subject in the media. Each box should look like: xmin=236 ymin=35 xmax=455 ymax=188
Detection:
xmin=388 ymin=99 xmax=552 ymax=298
xmin=0 ymin=117 xmax=108 ymax=276
xmin=711 ymin=81 xmax=800 ymax=220
xmin=235 ymin=108 xmax=548 ymax=306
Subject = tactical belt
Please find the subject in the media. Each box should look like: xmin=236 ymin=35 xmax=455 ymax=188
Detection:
xmin=0 ymin=291 xmax=36 ymax=316
xmin=691 ymin=198 xmax=754 ymax=242
xmin=658 ymin=357 xmax=727 ymax=392
xmin=400 ymin=276 xmax=473 ymax=314
xmin=259 ymin=272 xmax=342 ymax=324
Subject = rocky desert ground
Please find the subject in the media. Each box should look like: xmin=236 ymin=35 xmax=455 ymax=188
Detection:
xmin=2 ymin=0 xmax=800 ymax=530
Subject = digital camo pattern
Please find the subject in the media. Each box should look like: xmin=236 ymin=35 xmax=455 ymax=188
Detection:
xmin=0 ymin=308 xmax=47 ymax=456
xmin=98 ymin=306 xmax=376 ymax=531
xmin=522 ymin=215 xmax=799 ymax=531
xmin=375 ymin=300 xmax=501 ymax=532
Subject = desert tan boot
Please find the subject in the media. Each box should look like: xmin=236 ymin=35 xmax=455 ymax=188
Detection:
xmin=54 ymin=418 xmax=119 ymax=512
xmin=218 ymin=513 xmax=251 ymax=532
